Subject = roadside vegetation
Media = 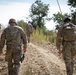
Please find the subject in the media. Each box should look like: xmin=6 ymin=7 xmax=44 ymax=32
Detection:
xmin=31 ymin=27 xmax=57 ymax=45
xmin=0 ymin=0 xmax=76 ymax=46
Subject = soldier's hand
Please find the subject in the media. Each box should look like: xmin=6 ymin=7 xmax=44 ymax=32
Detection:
xmin=58 ymin=49 xmax=62 ymax=56
xmin=0 ymin=51 xmax=3 ymax=55
xmin=23 ymin=47 xmax=26 ymax=53
xmin=58 ymin=50 xmax=62 ymax=56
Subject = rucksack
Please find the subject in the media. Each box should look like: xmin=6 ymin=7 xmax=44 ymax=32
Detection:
xmin=5 ymin=26 xmax=21 ymax=45
xmin=26 ymin=24 xmax=33 ymax=34
xmin=62 ymin=23 xmax=76 ymax=41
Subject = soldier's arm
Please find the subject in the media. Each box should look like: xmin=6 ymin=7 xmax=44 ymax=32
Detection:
xmin=20 ymin=29 xmax=27 ymax=49
xmin=0 ymin=29 xmax=6 ymax=51
xmin=56 ymin=28 xmax=63 ymax=50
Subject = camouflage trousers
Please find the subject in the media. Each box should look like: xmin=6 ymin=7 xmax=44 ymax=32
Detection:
xmin=5 ymin=46 xmax=22 ymax=75
xmin=62 ymin=41 xmax=76 ymax=75
xmin=26 ymin=33 xmax=31 ymax=43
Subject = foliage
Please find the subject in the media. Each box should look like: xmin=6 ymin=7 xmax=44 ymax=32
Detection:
xmin=31 ymin=28 xmax=48 ymax=43
xmin=52 ymin=12 xmax=70 ymax=30
xmin=67 ymin=0 xmax=76 ymax=25
xmin=45 ymin=30 xmax=57 ymax=44
xmin=30 ymin=0 xmax=49 ymax=28
xmin=68 ymin=0 xmax=76 ymax=7
xmin=52 ymin=0 xmax=76 ymax=30
xmin=71 ymin=11 xmax=76 ymax=24
xmin=17 ymin=20 xmax=26 ymax=30
xmin=31 ymin=28 xmax=56 ymax=45
xmin=53 ymin=12 xmax=64 ymax=25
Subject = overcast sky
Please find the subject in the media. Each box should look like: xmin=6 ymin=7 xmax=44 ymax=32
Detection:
xmin=0 ymin=0 xmax=71 ymax=30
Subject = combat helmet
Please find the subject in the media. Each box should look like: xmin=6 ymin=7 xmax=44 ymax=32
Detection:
xmin=63 ymin=18 xmax=71 ymax=22
xmin=9 ymin=18 xmax=17 ymax=25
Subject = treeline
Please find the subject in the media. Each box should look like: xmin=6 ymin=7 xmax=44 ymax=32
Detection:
xmin=17 ymin=20 xmax=56 ymax=44
xmin=0 ymin=0 xmax=76 ymax=44
xmin=13 ymin=0 xmax=76 ymax=44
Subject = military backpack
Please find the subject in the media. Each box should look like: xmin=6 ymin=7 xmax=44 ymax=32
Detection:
xmin=62 ymin=23 xmax=76 ymax=41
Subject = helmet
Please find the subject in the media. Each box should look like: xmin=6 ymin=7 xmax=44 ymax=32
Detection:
xmin=28 ymin=21 xmax=31 ymax=23
xmin=9 ymin=18 xmax=17 ymax=25
xmin=64 ymin=18 xmax=71 ymax=22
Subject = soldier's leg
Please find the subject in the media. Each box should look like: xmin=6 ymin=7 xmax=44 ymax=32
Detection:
xmin=27 ymin=34 xmax=30 ymax=43
xmin=28 ymin=34 xmax=30 ymax=43
xmin=26 ymin=34 xmax=29 ymax=43
xmin=13 ymin=47 xmax=21 ymax=75
xmin=65 ymin=61 xmax=73 ymax=75
xmin=5 ymin=50 xmax=13 ymax=75
xmin=62 ymin=46 xmax=73 ymax=75
xmin=13 ymin=62 xmax=20 ymax=75
xmin=8 ymin=61 xmax=13 ymax=75
xmin=71 ymin=46 xmax=76 ymax=72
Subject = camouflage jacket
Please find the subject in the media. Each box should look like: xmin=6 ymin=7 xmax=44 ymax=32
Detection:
xmin=56 ymin=22 xmax=76 ymax=50
xmin=0 ymin=25 xmax=27 ymax=51
xmin=26 ymin=23 xmax=33 ymax=34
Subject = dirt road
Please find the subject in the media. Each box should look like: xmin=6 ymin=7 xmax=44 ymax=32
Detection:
xmin=19 ymin=43 xmax=66 ymax=75
xmin=0 ymin=42 xmax=76 ymax=75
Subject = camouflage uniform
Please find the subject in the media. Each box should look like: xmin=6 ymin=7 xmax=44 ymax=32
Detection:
xmin=26 ymin=21 xmax=33 ymax=43
xmin=0 ymin=19 xmax=27 ymax=75
xmin=56 ymin=19 xmax=76 ymax=75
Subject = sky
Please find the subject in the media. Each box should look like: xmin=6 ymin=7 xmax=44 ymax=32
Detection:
xmin=0 ymin=0 xmax=71 ymax=30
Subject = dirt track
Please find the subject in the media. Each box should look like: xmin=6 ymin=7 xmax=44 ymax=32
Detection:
xmin=19 ymin=43 xmax=66 ymax=75
xmin=0 ymin=42 xmax=76 ymax=75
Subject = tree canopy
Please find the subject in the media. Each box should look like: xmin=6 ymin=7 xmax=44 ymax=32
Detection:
xmin=52 ymin=0 xmax=76 ymax=30
xmin=52 ymin=12 xmax=70 ymax=29
xmin=68 ymin=0 xmax=76 ymax=24
xmin=30 ymin=0 xmax=49 ymax=28
xmin=68 ymin=0 xmax=76 ymax=7
xmin=17 ymin=20 xmax=26 ymax=30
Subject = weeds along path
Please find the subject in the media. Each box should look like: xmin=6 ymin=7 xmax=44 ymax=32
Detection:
xmin=19 ymin=43 xmax=66 ymax=75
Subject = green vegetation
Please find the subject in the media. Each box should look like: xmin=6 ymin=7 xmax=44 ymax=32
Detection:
xmin=52 ymin=0 xmax=76 ymax=30
xmin=17 ymin=20 xmax=26 ymax=30
xmin=31 ymin=28 xmax=48 ymax=43
xmin=17 ymin=19 xmax=57 ymax=45
xmin=31 ymin=28 xmax=57 ymax=45
xmin=68 ymin=0 xmax=76 ymax=7
xmin=52 ymin=12 xmax=70 ymax=30
xmin=16 ymin=0 xmax=76 ymax=45
xmin=30 ymin=0 xmax=49 ymax=29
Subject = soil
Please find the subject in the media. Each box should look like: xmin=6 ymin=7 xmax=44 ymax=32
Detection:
xmin=0 ymin=42 xmax=76 ymax=75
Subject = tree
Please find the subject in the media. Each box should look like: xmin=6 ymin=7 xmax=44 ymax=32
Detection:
xmin=17 ymin=20 xmax=26 ymax=30
xmin=71 ymin=11 xmax=76 ymax=24
xmin=68 ymin=0 xmax=76 ymax=24
xmin=52 ymin=0 xmax=76 ymax=30
xmin=30 ymin=0 xmax=49 ymax=28
xmin=52 ymin=12 xmax=70 ymax=30
xmin=68 ymin=0 xmax=76 ymax=7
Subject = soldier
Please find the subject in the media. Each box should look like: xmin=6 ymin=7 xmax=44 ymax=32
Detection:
xmin=0 ymin=18 xmax=27 ymax=75
xmin=56 ymin=18 xmax=76 ymax=75
xmin=25 ymin=21 xmax=33 ymax=43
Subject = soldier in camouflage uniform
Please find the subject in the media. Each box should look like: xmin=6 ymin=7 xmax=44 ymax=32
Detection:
xmin=25 ymin=21 xmax=33 ymax=43
xmin=56 ymin=18 xmax=76 ymax=75
xmin=0 ymin=18 xmax=27 ymax=75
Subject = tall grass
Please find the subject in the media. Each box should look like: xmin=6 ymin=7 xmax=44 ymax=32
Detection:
xmin=31 ymin=29 xmax=48 ymax=43
xmin=31 ymin=28 xmax=57 ymax=45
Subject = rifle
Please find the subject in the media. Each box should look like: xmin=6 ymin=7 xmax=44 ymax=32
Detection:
xmin=20 ymin=54 xmax=25 ymax=63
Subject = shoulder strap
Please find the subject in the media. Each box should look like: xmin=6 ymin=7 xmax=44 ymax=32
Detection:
xmin=14 ymin=26 xmax=24 ymax=31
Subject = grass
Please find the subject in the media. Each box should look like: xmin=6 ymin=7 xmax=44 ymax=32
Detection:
xmin=31 ymin=29 xmax=49 ymax=43
xmin=31 ymin=28 xmax=57 ymax=45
